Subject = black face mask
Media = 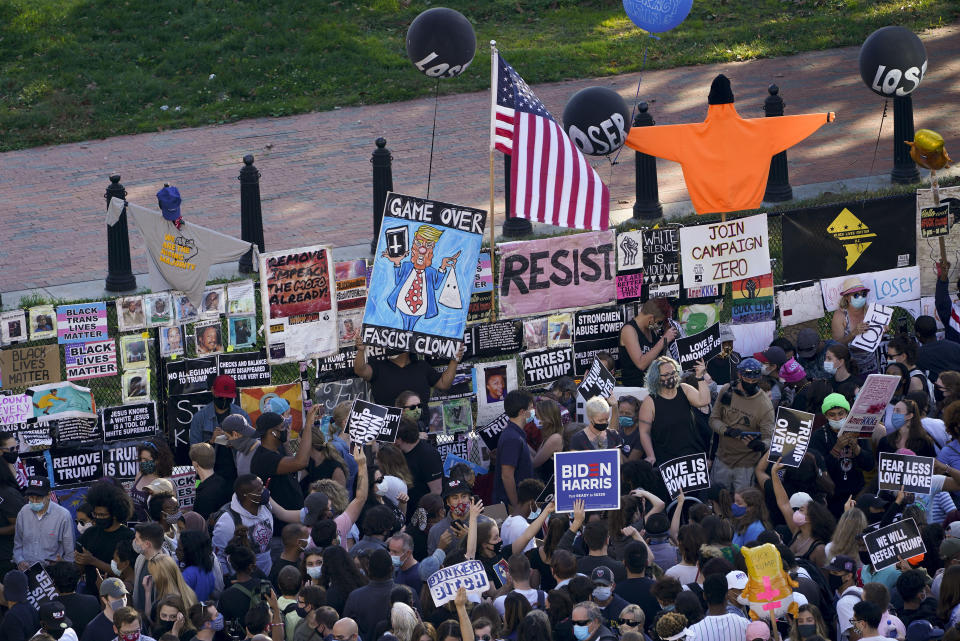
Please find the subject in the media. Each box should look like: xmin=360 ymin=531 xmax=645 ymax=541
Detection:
xmin=274 ymin=429 xmax=287 ymax=444
xmin=95 ymin=517 xmax=113 ymax=529
xmin=1 ymin=451 xmax=18 ymax=464
xmin=214 ymin=397 xmax=232 ymax=411
xmin=741 ymin=381 xmax=758 ymax=395
xmin=46 ymin=627 xmax=66 ymax=641
xmin=594 ymin=423 xmax=608 ymax=432
xmin=859 ymin=550 xmax=872 ymax=566
xmin=662 ymin=375 xmax=679 ymax=389
xmin=797 ymin=624 xmax=818 ymax=639
xmin=492 ymin=541 xmax=503 ymax=556
xmin=154 ymin=621 xmax=175 ymax=635
xmin=827 ymin=572 xmax=844 ymax=593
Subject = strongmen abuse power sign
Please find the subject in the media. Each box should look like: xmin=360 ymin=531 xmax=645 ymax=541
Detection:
xmin=554 ymin=449 xmax=620 ymax=513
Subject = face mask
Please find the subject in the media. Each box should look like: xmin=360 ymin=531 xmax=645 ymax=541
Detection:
xmin=528 ymin=409 xmax=537 ymax=423
xmin=110 ymin=598 xmax=127 ymax=611
xmin=119 ymin=632 xmax=140 ymax=641
xmin=30 ymin=501 xmax=45 ymax=513
xmin=823 ymin=360 xmax=837 ymax=375
xmin=391 ymin=555 xmax=403 ymax=569
xmin=165 ymin=511 xmax=183 ymax=525
xmin=792 ymin=510 xmax=807 ymax=526
xmin=296 ymin=606 xmax=309 ymax=618
xmin=491 ymin=540 xmax=503 ymax=555
xmin=95 ymin=517 xmax=113 ymax=529
xmin=593 ymin=422 xmax=608 ymax=432
xmin=618 ymin=416 xmax=634 ymax=429
xmin=77 ymin=521 xmax=93 ymax=534
xmin=306 ymin=566 xmax=323 ymax=579
xmin=574 ymin=625 xmax=591 ymax=641
xmin=528 ymin=508 xmax=542 ymax=521
xmin=214 ymin=397 xmax=232 ymax=410
xmin=139 ymin=460 xmax=156 ymax=475
xmin=798 ymin=624 xmax=818 ymax=638
xmin=662 ymin=375 xmax=679 ymax=389
xmin=210 ymin=614 xmax=225 ymax=631
xmin=451 ymin=502 xmax=470 ymax=520
xmin=850 ymin=296 xmax=868 ymax=309
xmin=111 ymin=560 xmax=123 ymax=576
xmin=741 ymin=381 xmax=758 ymax=395
xmin=891 ymin=413 xmax=907 ymax=429
xmin=828 ymin=419 xmax=845 ymax=431
xmin=1 ymin=451 xmax=18 ymax=464
xmin=274 ymin=428 xmax=288 ymax=444
xmin=592 ymin=586 xmax=612 ymax=601
xmin=132 ymin=540 xmax=144 ymax=555
xmin=47 ymin=626 xmax=66 ymax=640
xmin=403 ymin=408 xmax=421 ymax=422
xmin=827 ymin=572 xmax=844 ymax=593
xmin=155 ymin=621 xmax=175 ymax=635
xmin=282 ymin=416 xmax=292 ymax=429
xmin=731 ymin=504 xmax=747 ymax=517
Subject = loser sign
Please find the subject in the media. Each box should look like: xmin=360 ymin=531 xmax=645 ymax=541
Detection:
xmin=659 ymin=453 xmax=710 ymax=500
xmin=554 ymin=449 xmax=620 ymax=513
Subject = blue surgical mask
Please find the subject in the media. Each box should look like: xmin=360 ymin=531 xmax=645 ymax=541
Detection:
xmin=306 ymin=566 xmax=323 ymax=579
xmin=850 ymin=295 xmax=868 ymax=309
xmin=574 ymin=625 xmax=591 ymax=641
xmin=391 ymin=555 xmax=403 ymax=569
xmin=891 ymin=413 xmax=907 ymax=429
xmin=30 ymin=501 xmax=45 ymax=512
xmin=619 ymin=416 xmax=634 ymax=429
xmin=528 ymin=508 xmax=542 ymax=521
xmin=592 ymin=586 xmax=612 ymax=601
xmin=210 ymin=613 xmax=225 ymax=631
xmin=731 ymin=503 xmax=747 ymax=517
xmin=823 ymin=360 xmax=837 ymax=375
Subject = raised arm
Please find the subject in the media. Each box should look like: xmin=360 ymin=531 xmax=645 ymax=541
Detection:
xmin=353 ymin=335 xmax=373 ymax=381
xmin=669 ymin=491 xmax=685 ymax=544
xmin=275 ymin=407 xmax=314 ymax=474
xmin=513 ymin=502 xmax=556 ymax=554
xmin=435 ymin=345 xmax=466 ymax=391
xmin=770 ymin=459 xmax=798 ymax=534
xmin=341 ymin=445 xmax=369 ymax=526
xmin=465 ymin=497 xmax=483 ymax=560
xmin=638 ymin=397 xmax=657 ymax=465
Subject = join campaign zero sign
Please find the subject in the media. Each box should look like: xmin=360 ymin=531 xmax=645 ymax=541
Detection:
xmin=553 ymin=449 xmax=620 ymax=512
xmin=679 ymin=214 xmax=770 ymax=287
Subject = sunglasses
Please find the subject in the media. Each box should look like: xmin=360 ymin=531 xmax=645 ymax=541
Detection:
xmin=619 ymin=619 xmax=638 ymax=626
xmin=572 ymin=620 xmax=591 ymax=627
xmin=886 ymin=352 xmax=900 ymax=358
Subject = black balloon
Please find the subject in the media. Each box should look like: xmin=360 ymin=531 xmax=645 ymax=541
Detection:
xmin=562 ymin=87 xmax=631 ymax=156
xmin=406 ymin=8 xmax=476 ymax=79
xmin=858 ymin=26 xmax=927 ymax=98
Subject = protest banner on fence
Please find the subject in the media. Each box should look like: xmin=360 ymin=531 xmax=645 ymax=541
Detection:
xmin=313 ymin=379 xmax=369 ymax=416
xmin=0 ymin=394 xmax=33 ymax=426
xmin=820 ymin=266 xmax=920 ymax=312
xmin=573 ymin=337 xmax=619 ymax=377
xmin=170 ymin=466 xmax=197 ymax=509
xmin=477 ymin=413 xmax=511 ymax=451
xmin=166 ymin=392 xmax=211 ymax=464
xmin=102 ymin=442 xmax=140 ymax=479
xmin=643 ymin=227 xmax=681 ymax=298
xmin=498 ymin=230 xmax=616 ymax=318
xmin=117 ymin=296 xmax=146 ymax=331
xmin=345 ymin=399 xmax=402 ymax=444
xmin=572 ymin=306 xmax=621 ymax=376
xmin=56 ymin=302 xmax=108 ymax=344
xmin=165 ymin=357 xmax=218 ymax=396
xmin=217 ymin=351 xmax=271 ymax=387
xmin=731 ymin=274 xmax=775 ymax=324
xmin=28 ymin=305 xmax=57 ymax=342
xmin=769 ymin=407 xmax=815 ymax=468
xmin=659 ymin=453 xmax=711 ymax=500
xmin=578 ymin=357 xmax=616 ymax=402
xmin=30 ymin=382 xmax=95 ymax=421
xmin=864 ymin=518 xmax=926 ymax=571
xmin=259 ymin=245 xmax=338 ymax=364
xmin=24 ymin=564 xmax=59 ymax=609
xmin=103 ymin=402 xmax=159 ymax=442
xmin=920 ymin=204 xmax=950 ymax=238
xmin=65 ymin=339 xmax=117 ymax=381
xmin=316 ymin=346 xmax=385 ymax=382
xmin=464 ymin=321 xmax=524 ymax=359
xmin=0 ymin=344 xmax=61 ymax=389
xmin=474 ymin=359 xmax=518 ymax=425
xmin=427 ymin=560 xmax=490 ymax=606
xmin=616 ymin=272 xmax=643 ymax=301
xmin=554 ymin=449 xmax=620 ymax=512
xmin=240 ymin=382 xmax=304 ymax=438
xmin=841 ymin=374 xmax=901 ymax=437
xmin=675 ymin=324 xmax=721 ymax=370
xmin=363 ymin=193 xmax=486 ymax=360
xmin=617 ymin=230 xmax=644 ymax=271
xmin=679 ymin=214 xmax=770 ymax=287
xmin=52 ymin=416 xmax=102 ymax=444
xmin=121 ymin=370 xmax=150 ymax=404
xmin=468 ymin=252 xmax=493 ymax=324
xmin=776 ymin=283 xmax=825 ymax=327
xmin=522 ymin=346 xmax=574 ymax=387
xmin=48 ymin=447 xmax=103 ymax=486
xmin=878 ymin=452 xmax=934 ymax=494
xmin=850 ymin=304 xmax=895 ymax=352
xmin=227 ymin=280 xmax=256 ymax=316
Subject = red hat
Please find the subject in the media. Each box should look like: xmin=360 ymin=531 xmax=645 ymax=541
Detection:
xmin=211 ymin=375 xmax=236 ymax=398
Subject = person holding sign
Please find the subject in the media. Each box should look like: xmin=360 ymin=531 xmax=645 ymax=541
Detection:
xmin=619 ymin=300 xmax=677 ymax=387
xmin=708 ymin=358 xmax=774 ymax=492
xmin=637 ymin=357 xmax=710 ymax=467
xmin=810 ymin=394 xmax=876 ymax=517
xmin=831 ymin=277 xmax=880 ymax=376
xmin=353 ymin=335 xmax=464 ymax=407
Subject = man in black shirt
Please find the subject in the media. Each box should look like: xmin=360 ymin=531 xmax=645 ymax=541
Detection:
xmin=0 ymin=430 xmax=25 ymax=577
xmin=613 ymin=542 xmax=661 ymax=626
xmin=46 ymin=562 xmax=100 ymax=639
xmin=353 ymin=337 xmax=464 ymax=406
xmin=395 ymin=420 xmax=443 ymax=517
xmin=250 ymin=411 xmax=313 ymax=536
xmin=190 ymin=443 xmax=232 ymax=520
xmin=218 ymin=545 xmax=274 ymax=625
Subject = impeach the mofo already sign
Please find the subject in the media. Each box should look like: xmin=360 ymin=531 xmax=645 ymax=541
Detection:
xmin=553 ymin=449 xmax=620 ymax=513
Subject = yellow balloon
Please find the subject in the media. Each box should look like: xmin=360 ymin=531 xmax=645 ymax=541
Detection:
xmin=907 ymin=129 xmax=953 ymax=171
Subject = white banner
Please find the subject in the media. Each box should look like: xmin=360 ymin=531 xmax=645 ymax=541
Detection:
xmin=820 ymin=265 xmax=921 ymax=312
xmin=679 ymin=214 xmax=770 ymax=287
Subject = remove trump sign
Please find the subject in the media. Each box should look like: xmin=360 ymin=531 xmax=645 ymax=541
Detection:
xmin=553 ymin=449 xmax=620 ymax=513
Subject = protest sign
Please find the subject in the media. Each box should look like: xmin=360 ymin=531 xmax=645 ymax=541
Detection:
xmin=102 ymin=442 xmax=140 ymax=479
xmin=52 ymin=416 xmax=102 ymax=444
xmin=841 ymin=374 xmax=901 ymax=437
xmin=166 ymin=392 xmax=211 ymax=465
xmin=864 ymin=518 xmax=926 ymax=571
xmin=769 ymin=407 xmax=815 ymax=468
xmin=227 ymin=280 xmax=256 ymax=316
xmin=17 ymin=453 xmax=48 ymax=484
xmin=0 ymin=344 xmax=61 ymax=389
xmin=217 ymin=351 xmax=271 ymax=387
xmin=335 ymin=262 xmax=367 ymax=349
xmin=643 ymin=227 xmax=681 ymax=298
xmin=259 ymin=245 xmax=338 ymax=364
xmin=474 ymin=359 xmax=518 ymax=425
xmin=1 ymin=309 xmax=27 ymax=345
xmin=731 ymin=274 xmax=774 ymax=324
xmin=363 ymin=193 xmax=486 ymax=360
xmin=575 ymin=307 xmax=624 ymax=342
xmin=316 ymin=346 xmax=384 ymax=382
xmin=201 ymin=286 xmax=226 ymax=319
xmin=850 ymin=304 xmax=895 ymax=352
xmin=680 ymin=214 xmax=770 ymax=287
xmin=170 ymin=466 xmax=197 ymax=509
xmin=820 ymin=266 xmax=920 ymax=312
xmin=65 ymin=339 xmax=117 ymax=381
xmin=48 ymin=447 xmax=103 ymax=486
xmin=523 ymin=318 xmax=548 ymax=350
xmin=55 ymin=302 xmax=108 ymax=345
xmin=920 ymin=204 xmax=950 ymax=238
xmin=313 ymin=378 xmax=369 ymax=415
xmin=729 ymin=321 xmax=777 ymax=358
xmin=464 ymin=321 xmax=524 ymax=359
xmin=345 ymin=399 xmax=402 ymax=444
xmin=498 ymin=230 xmax=616 ymax=318
xmin=103 ymin=402 xmax=159 ymax=442
xmin=616 ymin=272 xmax=643 ymax=301
xmin=468 ymin=252 xmax=493 ymax=324
xmin=120 ymin=335 xmax=149 ymax=371
xmin=30 ymin=382 xmax=95 ymax=421
xmin=442 ymin=398 xmax=473 ymax=434
xmin=573 ymin=337 xmax=619 ymax=377
xmin=781 ymin=195 xmax=916 ymax=284
xmin=0 ymin=394 xmax=33 ymax=426
xmin=617 ymin=230 xmax=644 ymax=271
xmin=675 ymin=324 xmax=721 ymax=370
xmin=776 ymin=283 xmax=825 ymax=326
xmin=165 ymin=357 xmax=218 ymax=396
xmin=240 ymin=382 xmax=304 ymax=438
xmin=554 ymin=449 xmax=620 ymax=512
xmin=878 ymin=452 xmax=934 ymax=494
xmin=686 ymin=285 xmax=720 ymax=300
xmin=28 ymin=305 xmax=57 ymax=341
xmin=578 ymin=357 xmax=616 ymax=402
xmin=477 ymin=413 xmax=510 ymax=451
xmin=659 ymin=453 xmax=711 ymax=500
xmin=547 ymin=313 xmax=573 ymax=347
xmin=522 ymin=346 xmax=574 ymax=387
xmin=427 ymin=560 xmax=490 ymax=606
xmin=228 ymin=316 xmax=257 ymax=350
xmin=24 ymin=564 xmax=59 ymax=609
xmin=678 ymin=304 xmax=720 ymax=335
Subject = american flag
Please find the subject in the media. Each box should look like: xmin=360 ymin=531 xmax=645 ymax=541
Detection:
xmin=491 ymin=50 xmax=609 ymax=231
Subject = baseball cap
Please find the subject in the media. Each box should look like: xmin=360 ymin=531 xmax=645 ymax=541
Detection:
xmin=941 ymin=537 xmax=960 ymax=560
xmin=823 ymin=555 xmax=857 ymax=573
xmin=726 ymin=570 xmax=748 ymax=590
xmin=719 ymin=324 xmax=735 ymax=343
xmin=25 ymin=476 xmax=51 ymax=497
xmin=221 ymin=414 xmax=252 ymax=435
xmin=302 ymin=492 xmax=330 ymax=527
xmin=39 ymin=601 xmax=71 ymax=631
xmin=211 ymin=374 xmax=237 ymax=399
xmin=789 ymin=492 xmax=812 ymax=510
xmin=645 ymin=513 xmax=670 ymax=536
xmin=442 ymin=474 xmax=471 ymax=499
xmin=795 ymin=328 xmax=820 ymax=358
xmin=100 ymin=577 xmax=128 ymax=598
xmin=590 ymin=566 xmax=615 ymax=586
xmin=945 ymin=521 xmax=960 ymax=539
xmin=754 ymin=346 xmax=787 ymax=367
xmin=737 ymin=357 xmax=763 ymax=378
xmin=156 ymin=185 xmax=182 ymax=222
xmin=905 ymin=620 xmax=944 ymax=641
xmin=256 ymin=412 xmax=284 ymax=435
xmin=821 ymin=393 xmax=850 ymax=414
xmin=145 ymin=478 xmax=175 ymax=495
xmin=3 ymin=570 xmax=28 ymax=603
xmin=746 ymin=621 xmax=770 ymax=641
xmin=779 ymin=358 xmax=806 ymax=383
xmin=268 ymin=397 xmax=291 ymax=414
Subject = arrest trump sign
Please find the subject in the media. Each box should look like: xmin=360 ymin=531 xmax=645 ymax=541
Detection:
xmin=553 ymin=449 xmax=620 ymax=513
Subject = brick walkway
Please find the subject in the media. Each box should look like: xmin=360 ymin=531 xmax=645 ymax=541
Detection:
xmin=1 ymin=24 xmax=958 ymax=293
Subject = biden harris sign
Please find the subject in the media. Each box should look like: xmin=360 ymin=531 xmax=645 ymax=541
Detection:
xmin=553 ymin=449 xmax=620 ymax=513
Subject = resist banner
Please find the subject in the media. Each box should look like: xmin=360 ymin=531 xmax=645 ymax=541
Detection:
xmin=554 ymin=449 xmax=620 ymax=512
xmin=65 ymin=339 xmax=117 ymax=381
xmin=659 ymin=453 xmax=711 ymax=500
xmin=675 ymin=323 xmax=721 ymax=370
xmin=498 ymin=230 xmax=616 ymax=318
xmin=864 ymin=518 xmax=926 ymax=571
xmin=103 ymin=402 xmax=159 ymax=442
xmin=679 ymin=214 xmax=770 ymax=287
xmin=769 ymin=407 xmax=814 ymax=468
xmin=56 ymin=302 xmax=108 ymax=344
xmin=522 ymin=346 xmax=574 ymax=387
xmin=878 ymin=452 xmax=934 ymax=494
xmin=363 ymin=193 xmax=486 ymax=360
xmin=260 ymin=245 xmax=338 ymax=364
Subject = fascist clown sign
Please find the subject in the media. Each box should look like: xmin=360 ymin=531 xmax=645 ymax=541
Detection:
xmin=553 ymin=449 xmax=620 ymax=512
xmin=363 ymin=193 xmax=486 ymax=360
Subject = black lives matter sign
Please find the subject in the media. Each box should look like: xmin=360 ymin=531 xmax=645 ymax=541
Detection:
xmin=103 ymin=402 xmax=158 ymax=442
xmin=878 ymin=452 xmax=934 ymax=494
xmin=864 ymin=518 xmax=926 ymax=571
xmin=346 ymin=400 xmax=402 ymax=444
xmin=522 ymin=346 xmax=573 ymax=387
xmin=768 ymin=407 xmax=814 ymax=468
xmin=659 ymin=453 xmax=710 ymax=500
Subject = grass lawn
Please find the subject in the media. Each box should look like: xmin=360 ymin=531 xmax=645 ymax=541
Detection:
xmin=0 ymin=0 xmax=956 ymax=151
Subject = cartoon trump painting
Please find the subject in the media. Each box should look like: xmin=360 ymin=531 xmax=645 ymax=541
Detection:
xmin=383 ymin=224 xmax=461 ymax=331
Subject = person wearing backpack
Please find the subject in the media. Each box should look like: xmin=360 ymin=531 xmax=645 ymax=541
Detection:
xmin=824 ymin=555 xmax=862 ymax=641
xmin=211 ymin=474 xmax=274 ymax=576
xmin=887 ymin=336 xmax=936 ymax=407
xmin=217 ymin=545 xmax=275 ymax=627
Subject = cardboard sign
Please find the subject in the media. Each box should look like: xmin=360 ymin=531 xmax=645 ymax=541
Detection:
xmin=680 ymin=214 xmax=770 ymax=287
xmin=468 ymin=252 xmax=494 ymax=324
xmin=477 ymin=413 xmax=510 ymax=451
xmin=103 ymin=402 xmax=159 ymax=442
xmin=864 ymin=518 xmax=926 ymax=571
xmin=643 ymin=227 xmax=681 ymax=298
xmin=731 ymin=274 xmax=775 ymax=324
xmin=0 ymin=344 xmax=62 ymax=389
xmin=24 ymin=563 xmax=59 ymax=609
xmin=821 ymin=266 xmax=920 ymax=312
xmin=841 ymin=374 xmax=902 ymax=437
xmin=474 ymin=359 xmax=518 ymax=425
xmin=776 ymin=283 xmax=825 ymax=327
xmin=345 ymin=399 xmax=402 ymax=444
xmin=427 ymin=560 xmax=490 ymax=606
xmin=170 ymin=465 xmax=197 ymax=509
xmin=659 ymin=453 xmax=711 ymax=500
xmin=769 ymin=407 xmax=815 ymax=468
xmin=850 ymin=304 xmax=894 ymax=352
xmin=920 ymin=204 xmax=950 ymax=238
xmin=217 ymin=351 xmax=271 ymax=387
xmin=498 ymin=230 xmax=616 ymax=318
xmin=578 ymin=357 xmax=616 ymax=402
xmin=48 ymin=447 xmax=103 ymax=486
xmin=56 ymin=302 xmax=108 ymax=344
xmin=522 ymin=346 xmax=574 ymax=387
xmin=65 ymin=339 xmax=118 ymax=381
xmin=260 ymin=245 xmax=338 ymax=364
xmin=464 ymin=321 xmax=524 ymax=359
xmin=165 ymin=357 xmax=218 ymax=396
xmin=675 ymin=323 xmax=721 ymax=370
xmin=52 ymin=416 xmax=102 ymax=444
xmin=0 ymin=394 xmax=33 ymax=426
xmin=554 ymin=449 xmax=620 ymax=512
xmin=878 ymin=452 xmax=934 ymax=494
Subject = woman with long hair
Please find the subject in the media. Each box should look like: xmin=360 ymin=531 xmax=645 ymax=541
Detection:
xmin=608 ymin=495 xmax=642 ymax=560
xmin=824 ymin=508 xmax=868 ymax=566
xmin=771 ymin=460 xmax=835 ymax=569
xmin=517 ymin=610 xmax=552 ymax=641
xmin=545 ymin=590 xmax=572 ymax=629
xmin=376 ymin=443 xmax=414 ymax=489
xmin=700 ymin=516 xmax=739 ymax=566
xmin=177 ymin=530 xmax=216 ymax=602
xmin=152 ymin=594 xmax=196 ymax=641
xmin=503 ymin=593 xmax=532 ymax=641
xmin=788 ymin=604 xmax=830 ymax=641
xmin=300 ymin=426 xmax=348 ymax=493
xmin=525 ymin=508 xmax=567 ymax=592
xmin=392 ymin=602 xmax=420 ymax=641
xmin=320 ymin=544 xmax=367 ymax=615
xmin=666 ymin=523 xmax=706 ymax=585
xmin=637 ymin=356 xmax=710 ymax=468
xmin=412 ymin=622 xmax=438 ymax=641
xmin=939 ymin=565 xmax=960 ymax=627
xmin=532 ymin=398 xmax=564 ymax=482
xmin=824 ymin=344 xmax=862 ymax=404
xmin=145 ymin=555 xmax=198 ymax=622
xmin=830 ymin=277 xmax=878 ymax=375
xmin=0 ymin=432 xmax=25 ymax=577
xmin=731 ymin=488 xmax=769 ymax=547
xmin=131 ymin=438 xmax=174 ymax=521
xmin=937 ymin=371 xmax=960 ymax=415
xmin=879 ymin=398 xmax=937 ymax=457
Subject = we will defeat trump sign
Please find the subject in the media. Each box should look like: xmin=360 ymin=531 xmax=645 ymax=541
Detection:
xmin=554 ymin=449 xmax=620 ymax=513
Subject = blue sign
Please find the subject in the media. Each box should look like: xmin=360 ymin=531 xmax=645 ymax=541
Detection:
xmin=553 ymin=448 xmax=620 ymax=513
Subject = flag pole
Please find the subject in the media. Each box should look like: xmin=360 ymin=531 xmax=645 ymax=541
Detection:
xmin=489 ymin=40 xmax=499 ymax=322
